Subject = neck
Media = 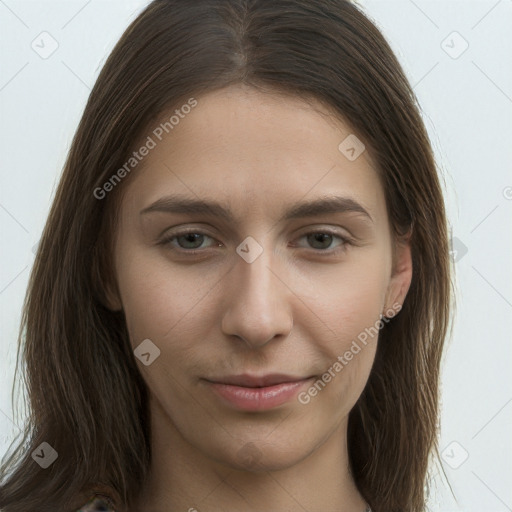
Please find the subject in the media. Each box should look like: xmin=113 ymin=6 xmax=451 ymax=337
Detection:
xmin=132 ymin=395 xmax=368 ymax=512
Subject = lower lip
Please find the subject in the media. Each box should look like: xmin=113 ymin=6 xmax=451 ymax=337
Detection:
xmin=205 ymin=378 xmax=314 ymax=411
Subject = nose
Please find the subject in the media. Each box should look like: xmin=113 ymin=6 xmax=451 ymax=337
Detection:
xmin=221 ymin=241 xmax=293 ymax=349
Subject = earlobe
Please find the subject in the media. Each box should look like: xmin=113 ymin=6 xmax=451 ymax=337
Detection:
xmin=103 ymin=283 xmax=123 ymax=312
xmin=94 ymin=268 xmax=123 ymax=311
xmin=92 ymin=253 xmax=123 ymax=311
xmin=384 ymin=237 xmax=413 ymax=315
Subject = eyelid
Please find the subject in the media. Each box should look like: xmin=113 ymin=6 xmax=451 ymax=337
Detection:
xmin=158 ymin=226 xmax=354 ymax=256
xmin=157 ymin=228 xmax=221 ymax=252
xmin=289 ymin=228 xmax=353 ymax=255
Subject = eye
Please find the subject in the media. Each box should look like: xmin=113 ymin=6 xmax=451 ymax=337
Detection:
xmin=159 ymin=230 xmax=219 ymax=252
xmin=292 ymin=230 xmax=352 ymax=255
xmin=158 ymin=228 xmax=353 ymax=255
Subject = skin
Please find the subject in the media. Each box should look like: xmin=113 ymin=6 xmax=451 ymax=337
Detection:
xmin=105 ymin=84 xmax=412 ymax=512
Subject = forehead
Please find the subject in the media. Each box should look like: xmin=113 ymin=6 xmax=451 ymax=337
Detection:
xmin=120 ymin=85 xmax=387 ymax=226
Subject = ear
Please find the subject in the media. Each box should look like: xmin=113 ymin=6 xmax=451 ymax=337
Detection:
xmin=383 ymin=234 xmax=413 ymax=315
xmin=103 ymin=279 xmax=123 ymax=312
xmin=91 ymin=254 xmax=123 ymax=312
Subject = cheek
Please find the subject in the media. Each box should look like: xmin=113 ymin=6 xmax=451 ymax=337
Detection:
xmin=293 ymin=252 xmax=388 ymax=399
xmin=295 ymin=249 xmax=389 ymax=344
xmin=114 ymin=249 xmax=226 ymax=409
xmin=115 ymin=249 xmax=222 ymax=345
xmin=116 ymin=241 xmax=389 ymax=373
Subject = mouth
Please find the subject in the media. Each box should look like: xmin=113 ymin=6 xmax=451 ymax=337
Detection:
xmin=203 ymin=373 xmax=316 ymax=411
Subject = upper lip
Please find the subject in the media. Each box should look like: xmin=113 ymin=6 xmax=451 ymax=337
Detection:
xmin=206 ymin=373 xmax=314 ymax=388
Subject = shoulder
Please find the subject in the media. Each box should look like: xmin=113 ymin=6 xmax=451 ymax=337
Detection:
xmin=75 ymin=494 xmax=117 ymax=511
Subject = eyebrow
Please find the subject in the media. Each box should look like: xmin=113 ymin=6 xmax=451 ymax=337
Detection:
xmin=140 ymin=194 xmax=373 ymax=223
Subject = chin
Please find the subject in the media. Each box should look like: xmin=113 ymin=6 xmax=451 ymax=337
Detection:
xmin=217 ymin=438 xmax=312 ymax=473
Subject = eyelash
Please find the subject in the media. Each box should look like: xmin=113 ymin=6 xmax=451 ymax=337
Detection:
xmin=158 ymin=228 xmax=353 ymax=257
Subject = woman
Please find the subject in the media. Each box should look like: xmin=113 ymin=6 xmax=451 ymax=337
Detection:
xmin=0 ymin=0 xmax=453 ymax=511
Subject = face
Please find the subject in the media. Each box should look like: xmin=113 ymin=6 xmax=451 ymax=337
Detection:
xmin=107 ymin=84 xmax=411 ymax=472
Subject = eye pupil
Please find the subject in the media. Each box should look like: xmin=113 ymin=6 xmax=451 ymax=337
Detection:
xmin=307 ymin=233 xmax=333 ymax=249
xmin=164 ymin=230 xmax=345 ymax=254
xmin=178 ymin=233 xmax=204 ymax=249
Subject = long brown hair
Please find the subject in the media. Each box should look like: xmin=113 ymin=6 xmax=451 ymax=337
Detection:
xmin=0 ymin=1 xmax=453 ymax=510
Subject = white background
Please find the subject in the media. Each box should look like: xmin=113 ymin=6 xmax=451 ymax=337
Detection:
xmin=1 ymin=1 xmax=511 ymax=510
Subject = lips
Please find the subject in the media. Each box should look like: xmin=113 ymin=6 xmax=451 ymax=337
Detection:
xmin=208 ymin=373 xmax=312 ymax=388
xmin=204 ymin=373 xmax=315 ymax=411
